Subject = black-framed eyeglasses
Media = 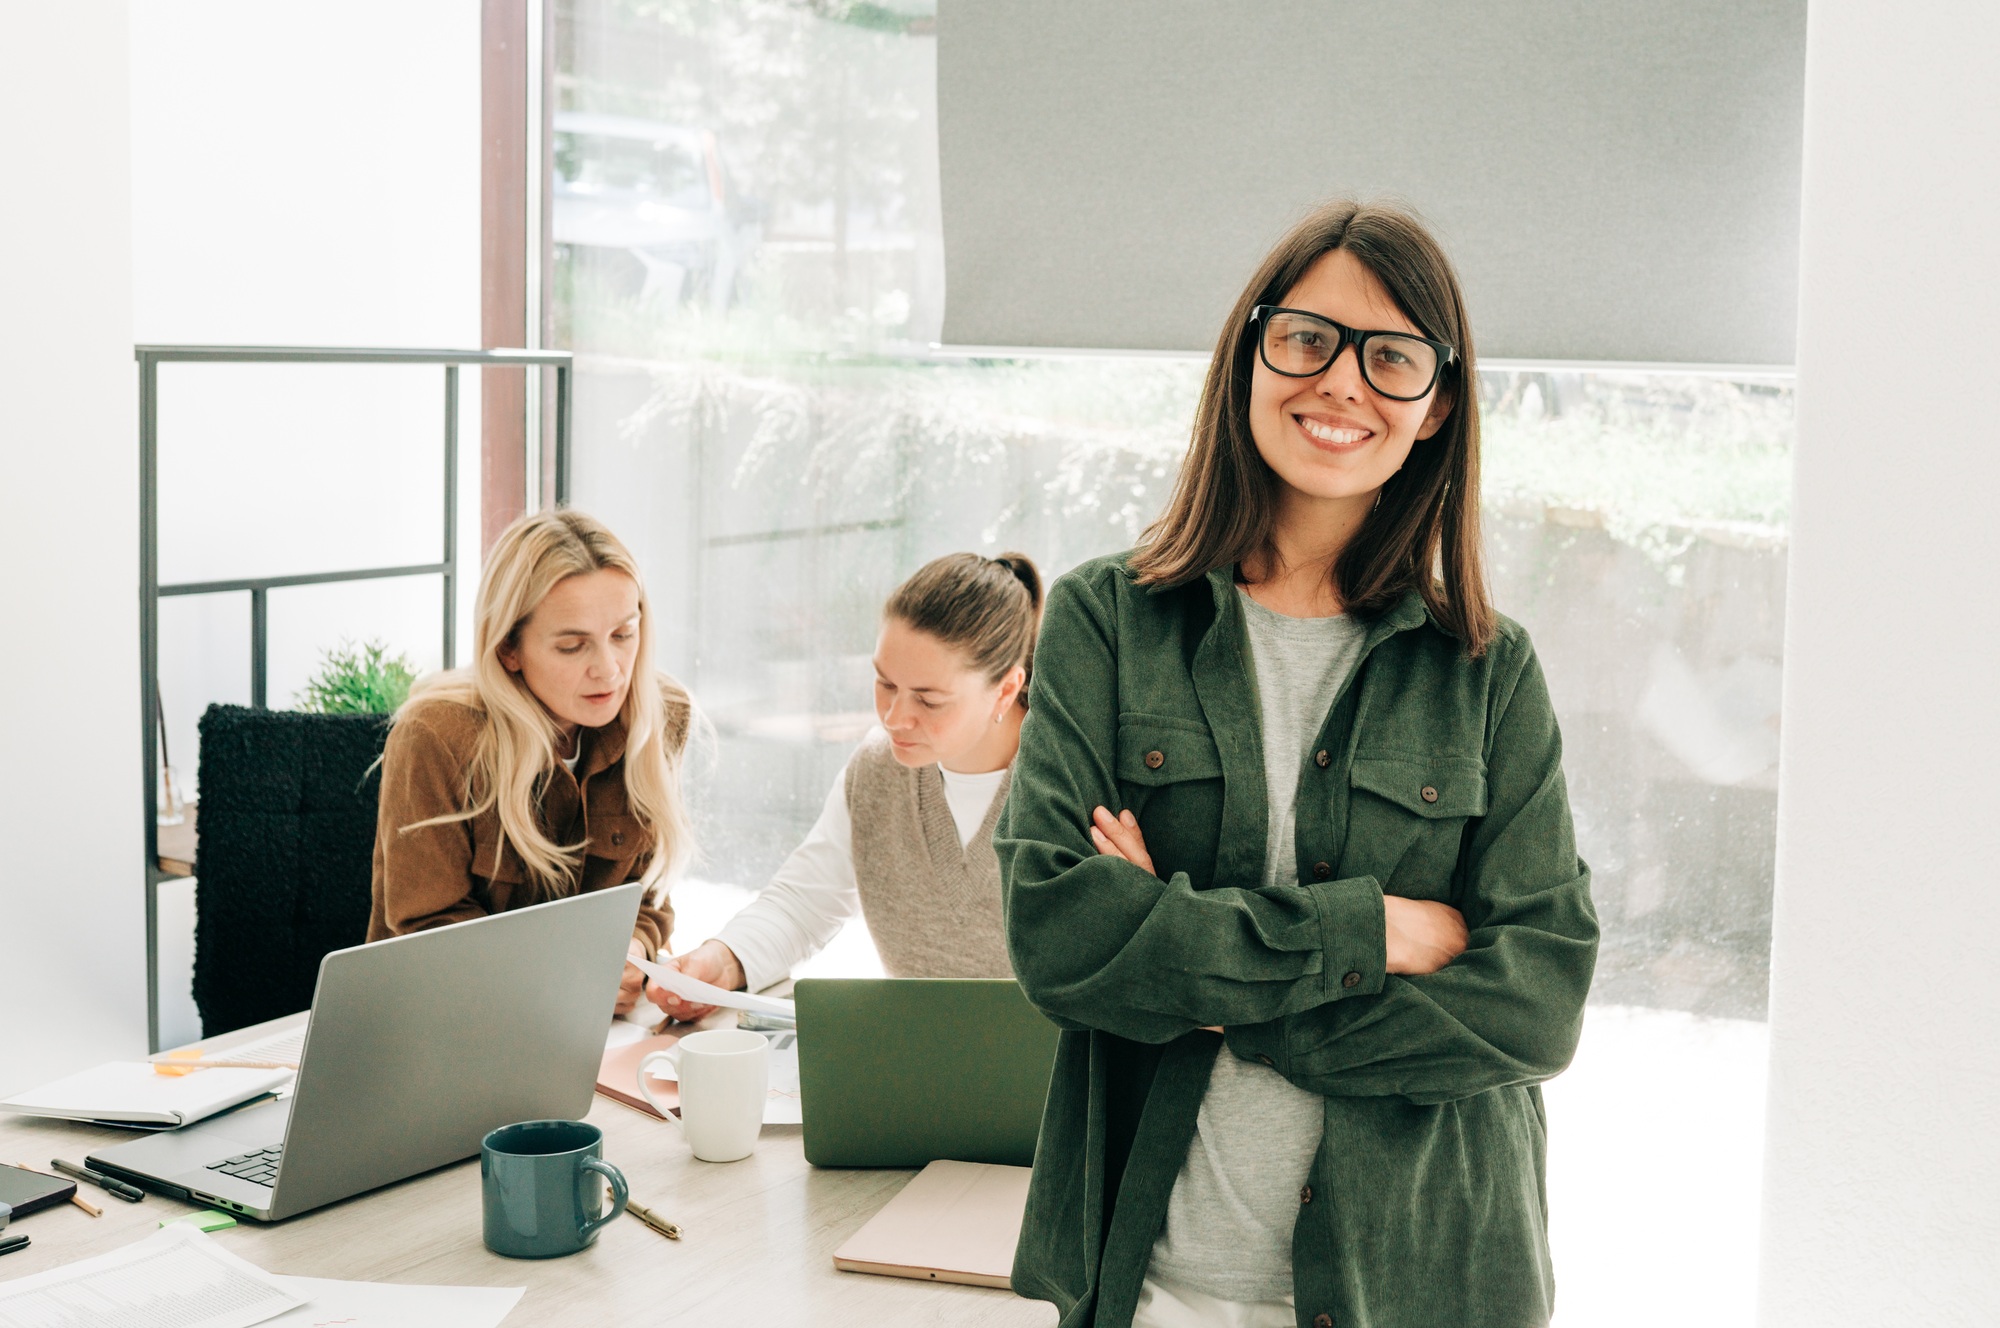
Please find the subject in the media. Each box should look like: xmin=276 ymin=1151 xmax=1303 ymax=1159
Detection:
xmin=1250 ymin=304 xmax=1456 ymax=401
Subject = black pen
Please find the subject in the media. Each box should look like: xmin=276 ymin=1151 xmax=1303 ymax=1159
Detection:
xmin=50 ymin=1158 xmax=144 ymax=1202
xmin=0 ymin=1233 xmax=28 ymax=1257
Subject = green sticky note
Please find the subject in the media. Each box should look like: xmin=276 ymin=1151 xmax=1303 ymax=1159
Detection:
xmin=160 ymin=1210 xmax=236 ymax=1232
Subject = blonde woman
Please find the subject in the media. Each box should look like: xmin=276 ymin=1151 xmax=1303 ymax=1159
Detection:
xmin=366 ymin=508 xmax=695 ymax=1019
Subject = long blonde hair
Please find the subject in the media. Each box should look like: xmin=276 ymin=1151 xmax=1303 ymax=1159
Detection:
xmin=398 ymin=508 xmax=693 ymax=897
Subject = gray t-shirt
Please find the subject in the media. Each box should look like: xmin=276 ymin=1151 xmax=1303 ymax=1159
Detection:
xmin=1146 ymin=589 xmax=1367 ymax=1302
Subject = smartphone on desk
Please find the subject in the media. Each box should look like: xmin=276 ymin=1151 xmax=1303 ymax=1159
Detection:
xmin=0 ymin=1164 xmax=77 ymax=1218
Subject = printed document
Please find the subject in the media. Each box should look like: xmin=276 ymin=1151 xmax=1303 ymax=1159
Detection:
xmin=0 ymin=1226 xmax=525 ymax=1328
xmin=261 ymin=1276 xmax=523 ymax=1327
xmin=0 ymin=1223 xmax=302 ymax=1328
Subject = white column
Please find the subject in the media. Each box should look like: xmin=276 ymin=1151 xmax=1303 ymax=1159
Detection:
xmin=0 ymin=0 xmax=147 ymax=1092
xmin=1760 ymin=2 xmax=2000 ymax=1322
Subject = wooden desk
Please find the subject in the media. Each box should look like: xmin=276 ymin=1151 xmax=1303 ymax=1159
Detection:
xmin=0 ymin=1038 xmax=1057 ymax=1325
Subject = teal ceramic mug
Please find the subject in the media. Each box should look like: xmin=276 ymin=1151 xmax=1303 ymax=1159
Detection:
xmin=481 ymin=1119 xmax=629 ymax=1259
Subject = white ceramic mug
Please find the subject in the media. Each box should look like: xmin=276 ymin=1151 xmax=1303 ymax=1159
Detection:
xmin=638 ymin=1029 xmax=769 ymax=1162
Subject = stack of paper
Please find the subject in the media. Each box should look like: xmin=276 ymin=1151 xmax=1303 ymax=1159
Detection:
xmin=0 ymin=1225 xmax=524 ymax=1328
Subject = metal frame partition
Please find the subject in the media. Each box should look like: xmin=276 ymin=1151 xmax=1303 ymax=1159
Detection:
xmin=137 ymin=345 xmax=574 ymax=1051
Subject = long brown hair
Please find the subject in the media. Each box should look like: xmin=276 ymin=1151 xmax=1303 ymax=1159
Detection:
xmin=884 ymin=552 xmax=1044 ymax=708
xmin=1130 ymin=199 xmax=1495 ymax=655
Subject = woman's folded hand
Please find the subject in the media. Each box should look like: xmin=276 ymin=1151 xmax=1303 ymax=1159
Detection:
xmin=1088 ymin=805 xmax=1156 ymax=876
xmin=1383 ymin=897 xmax=1468 ymax=975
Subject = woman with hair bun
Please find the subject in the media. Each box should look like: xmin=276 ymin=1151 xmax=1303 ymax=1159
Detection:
xmin=368 ymin=508 xmax=695 ymax=1021
xmin=660 ymin=551 xmax=1043 ymax=1015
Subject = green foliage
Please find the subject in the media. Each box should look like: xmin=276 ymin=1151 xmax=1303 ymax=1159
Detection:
xmin=296 ymin=640 xmax=418 ymax=716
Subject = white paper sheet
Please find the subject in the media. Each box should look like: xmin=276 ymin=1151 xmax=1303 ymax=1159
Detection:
xmin=0 ymin=1224 xmax=304 ymax=1328
xmin=261 ymin=1277 xmax=523 ymax=1328
xmin=763 ymin=1031 xmax=803 ymax=1124
xmin=603 ymin=1019 xmax=652 ymax=1050
xmin=629 ymin=956 xmax=797 ymax=1019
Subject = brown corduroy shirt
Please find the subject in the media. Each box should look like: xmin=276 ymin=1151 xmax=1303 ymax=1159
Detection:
xmin=365 ymin=680 xmax=690 ymax=955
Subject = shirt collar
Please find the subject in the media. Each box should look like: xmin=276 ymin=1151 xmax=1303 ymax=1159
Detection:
xmin=1200 ymin=564 xmax=1430 ymax=636
xmin=575 ymin=711 xmax=629 ymax=780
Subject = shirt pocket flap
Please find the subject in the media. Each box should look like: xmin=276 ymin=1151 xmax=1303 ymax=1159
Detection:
xmin=1117 ymin=718 xmax=1224 ymax=786
xmin=470 ymin=821 xmax=530 ymax=883
xmin=586 ymin=813 xmax=645 ymax=860
xmin=1350 ymin=754 xmax=1489 ymax=819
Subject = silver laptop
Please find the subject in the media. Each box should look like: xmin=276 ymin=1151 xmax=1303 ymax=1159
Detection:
xmin=90 ymin=882 xmax=642 ymax=1221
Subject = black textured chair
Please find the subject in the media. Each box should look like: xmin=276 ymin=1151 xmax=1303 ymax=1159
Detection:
xmin=192 ymin=704 xmax=389 ymax=1036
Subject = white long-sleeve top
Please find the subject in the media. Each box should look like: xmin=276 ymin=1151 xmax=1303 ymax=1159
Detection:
xmin=711 ymin=739 xmax=1009 ymax=994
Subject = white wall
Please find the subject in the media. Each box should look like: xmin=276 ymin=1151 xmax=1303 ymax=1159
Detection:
xmin=0 ymin=3 xmax=485 ymax=1085
xmin=0 ymin=2 xmax=148 ymax=1093
xmin=129 ymin=3 xmax=483 ymax=1047
xmin=1759 ymin=3 xmax=2000 ymax=1322
xmin=132 ymin=1 xmax=484 ymax=793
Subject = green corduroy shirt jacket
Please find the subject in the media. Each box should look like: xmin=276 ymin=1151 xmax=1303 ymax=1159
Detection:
xmin=997 ymin=555 xmax=1598 ymax=1328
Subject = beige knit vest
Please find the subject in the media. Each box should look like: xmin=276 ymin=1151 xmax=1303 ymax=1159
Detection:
xmin=843 ymin=730 xmax=1014 ymax=979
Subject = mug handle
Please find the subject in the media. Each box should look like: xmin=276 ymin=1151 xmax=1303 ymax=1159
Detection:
xmin=637 ymin=1050 xmax=686 ymax=1133
xmin=578 ymin=1155 xmax=629 ymax=1242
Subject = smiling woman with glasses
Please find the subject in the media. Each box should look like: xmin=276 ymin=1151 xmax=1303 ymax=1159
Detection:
xmin=999 ymin=200 xmax=1598 ymax=1328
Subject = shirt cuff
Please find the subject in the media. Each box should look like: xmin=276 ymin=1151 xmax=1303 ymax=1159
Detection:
xmin=711 ymin=917 xmax=790 ymax=996
xmin=1222 ymin=873 xmax=1385 ymax=1076
xmin=1312 ymin=872 xmax=1387 ymax=1002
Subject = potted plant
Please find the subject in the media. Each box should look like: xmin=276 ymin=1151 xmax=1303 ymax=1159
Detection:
xmin=296 ymin=640 xmax=418 ymax=715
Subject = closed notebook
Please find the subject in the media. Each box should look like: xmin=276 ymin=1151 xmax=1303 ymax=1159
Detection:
xmin=596 ymin=1032 xmax=684 ymax=1120
xmin=0 ymin=1062 xmax=292 ymax=1128
xmin=832 ymin=1159 xmax=1032 ymax=1289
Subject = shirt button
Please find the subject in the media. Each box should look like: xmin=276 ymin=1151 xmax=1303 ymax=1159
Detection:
xmin=1312 ymin=861 xmax=1332 ymax=880
xmin=1314 ymin=749 xmax=1331 ymax=769
xmin=1342 ymin=971 xmax=1361 ymax=988
xmin=1144 ymin=749 xmax=1166 ymax=770
xmin=1420 ymin=785 xmax=1439 ymax=803
xmin=1256 ymin=1053 xmax=1274 ymax=1066
xmin=1299 ymin=1184 xmax=1313 ymax=1204
xmin=1314 ymin=1315 xmax=1334 ymax=1328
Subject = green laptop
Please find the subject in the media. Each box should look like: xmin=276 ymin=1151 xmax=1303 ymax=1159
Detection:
xmin=793 ymin=978 xmax=1061 ymax=1169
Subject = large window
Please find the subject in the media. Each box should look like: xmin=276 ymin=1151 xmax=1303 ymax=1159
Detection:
xmin=556 ymin=4 xmax=1786 ymax=1322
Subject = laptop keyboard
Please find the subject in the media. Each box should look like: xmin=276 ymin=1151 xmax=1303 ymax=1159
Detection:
xmin=207 ymin=1146 xmax=282 ymax=1188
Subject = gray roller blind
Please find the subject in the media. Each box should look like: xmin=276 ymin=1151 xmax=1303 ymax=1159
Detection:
xmin=938 ymin=1 xmax=1804 ymax=364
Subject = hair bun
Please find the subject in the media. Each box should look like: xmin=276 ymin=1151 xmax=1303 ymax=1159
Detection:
xmin=993 ymin=551 xmax=1044 ymax=611
xmin=884 ymin=550 xmax=1045 ymax=708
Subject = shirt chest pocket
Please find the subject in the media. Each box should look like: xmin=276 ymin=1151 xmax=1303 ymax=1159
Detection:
xmin=1115 ymin=716 xmax=1225 ymax=889
xmin=1344 ymin=754 xmax=1488 ymax=901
